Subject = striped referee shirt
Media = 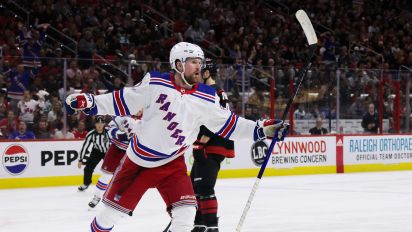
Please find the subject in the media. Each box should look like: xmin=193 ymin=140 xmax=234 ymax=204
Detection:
xmin=79 ymin=128 xmax=110 ymax=161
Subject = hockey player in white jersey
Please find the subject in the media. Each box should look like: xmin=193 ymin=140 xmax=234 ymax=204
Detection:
xmin=65 ymin=42 xmax=289 ymax=232
xmin=88 ymin=116 xmax=139 ymax=208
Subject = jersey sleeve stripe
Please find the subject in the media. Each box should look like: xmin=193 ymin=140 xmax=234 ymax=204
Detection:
xmin=225 ymin=115 xmax=239 ymax=139
xmin=135 ymin=137 xmax=170 ymax=157
xmin=194 ymin=91 xmax=215 ymax=100
xmin=219 ymin=114 xmax=238 ymax=138
xmin=114 ymin=90 xmax=125 ymax=115
xmin=130 ymin=136 xmax=188 ymax=161
xmin=150 ymin=78 xmax=175 ymax=89
xmin=151 ymin=77 xmax=172 ymax=84
xmin=110 ymin=138 xmax=129 ymax=150
xmin=216 ymin=112 xmax=235 ymax=135
xmin=112 ymin=94 xmax=119 ymax=115
xmin=112 ymin=90 xmax=125 ymax=115
xmin=190 ymin=93 xmax=215 ymax=103
xmin=150 ymin=81 xmax=175 ymax=90
xmin=119 ymin=89 xmax=131 ymax=115
xmin=131 ymin=137 xmax=165 ymax=161
xmin=131 ymin=143 xmax=164 ymax=161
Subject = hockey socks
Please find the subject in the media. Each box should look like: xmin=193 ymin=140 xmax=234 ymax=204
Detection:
xmin=89 ymin=173 xmax=112 ymax=208
xmin=198 ymin=196 xmax=218 ymax=227
xmin=94 ymin=173 xmax=112 ymax=198
xmin=170 ymin=206 xmax=196 ymax=232
xmin=91 ymin=205 xmax=124 ymax=231
xmin=90 ymin=217 xmax=113 ymax=232
xmin=96 ymin=180 xmax=108 ymax=191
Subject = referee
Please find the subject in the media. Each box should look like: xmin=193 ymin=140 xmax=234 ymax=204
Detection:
xmin=78 ymin=115 xmax=110 ymax=191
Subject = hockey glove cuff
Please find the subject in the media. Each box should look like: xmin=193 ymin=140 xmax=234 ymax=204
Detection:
xmin=254 ymin=119 xmax=290 ymax=141
xmin=65 ymin=93 xmax=97 ymax=115
xmin=192 ymin=140 xmax=207 ymax=161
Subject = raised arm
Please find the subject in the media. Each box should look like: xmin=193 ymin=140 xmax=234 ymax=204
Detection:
xmin=202 ymin=100 xmax=289 ymax=142
xmin=65 ymin=74 xmax=151 ymax=116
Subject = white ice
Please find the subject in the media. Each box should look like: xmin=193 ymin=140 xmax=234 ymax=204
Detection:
xmin=1 ymin=171 xmax=412 ymax=232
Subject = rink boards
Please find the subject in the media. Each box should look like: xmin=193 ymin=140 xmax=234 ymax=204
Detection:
xmin=1 ymin=134 xmax=412 ymax=189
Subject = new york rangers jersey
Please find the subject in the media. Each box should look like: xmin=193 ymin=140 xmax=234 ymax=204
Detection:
xmin=92 ymin=71 xmax=259 ymax=168
xmin=107 ymin=117 xmax=139 ymax=150
xmin=18 ymin=99 xmax=40 ymax=123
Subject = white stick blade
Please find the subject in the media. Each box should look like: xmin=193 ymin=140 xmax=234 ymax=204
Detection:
xmin=295 ymin=10 xmax=318 ymax=45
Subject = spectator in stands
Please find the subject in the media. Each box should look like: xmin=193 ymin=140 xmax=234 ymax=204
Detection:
xmin=53 ymin=121 xmax=75 ymax=139
xmin=0 ymin=59 xmax=11 ymax=80
xmin=73 ymin=120 xmax=88 ymax=139
xmin=67 ymin=114 xmax=79 ymax=130
xmin=35 ymin=90 xmax=50 ymax=114
xmin=72 ymin=71 xmax=84 ymax=89
xmin=247 ymin=88 xmax=264 ymax=112
xmin=0 ymin=110 xmax=18 ymax=138
xmin=0 ymin=93 xmax=9 ymax=120
xmin=82 ymin=78 xmax=99 ymax=95
xmin=43 ymin=73 xmax=61 ymax=95
xmin=0 ymin=125 xmax=8 ymax=139
xmin=387 ymin=117 xmax=396 ymax=134
xmin=294 ymin=104 xmax=306 ymax=119
xmin=244 ymin=105 xmax=260 ymax=121
xmin=17 ymin=90 xmax=41 ymax=130
xmin=9 ymin=121 xmax=35 ymax=140
xmin=18 ymin=23 xmax=45 ymax=69
xmin=77 ymin=30 xmax=95 ymax=69
xmin=58 ymin=84 xmax=76 ymax=102
xmin=361 ymin=103 xmax=379 ymax=133
xmin=349 ymin=99 xmax=365 ymax=118
xmin=34 ymin=120 xmax=51 ymax=139
xmin=184 ymin=20 xmax=205 ymax=43
xmin=7 ymin=64 xmax=32 ymax=113
xmin=82 ymin=64 xmax=100 ymax=83
xmin=48 ymin=101 xmax=63 ymax=124
xmin=66 ymin=60 xmax=82 ymax=80
xmin=309 ymin=117 xmax=328 ymax=135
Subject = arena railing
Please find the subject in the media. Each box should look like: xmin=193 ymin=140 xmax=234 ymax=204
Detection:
xmin=2 ymin=57 xmax=412 ymax=140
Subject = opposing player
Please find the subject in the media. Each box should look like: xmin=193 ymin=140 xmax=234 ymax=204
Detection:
xmin=88 ymin=116 xmax=139 ymax=208
xmin=65 ymin=42 xmax=289 ymax=232
xmin=190 ymin=59 xmax=232 ymax=232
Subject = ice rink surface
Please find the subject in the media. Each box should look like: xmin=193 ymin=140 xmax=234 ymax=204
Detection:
xmin=1 ymin=171 xmax=412 ymax=232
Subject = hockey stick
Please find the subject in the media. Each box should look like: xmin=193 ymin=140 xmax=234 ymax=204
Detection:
xmin=235 ymin=10 xmax=318 ymax=232
xmin=162 ymin=221 xmax=171 ymax=232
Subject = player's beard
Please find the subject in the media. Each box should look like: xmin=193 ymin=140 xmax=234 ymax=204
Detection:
xmin=185 ymin=72 xmax=202 ymax=85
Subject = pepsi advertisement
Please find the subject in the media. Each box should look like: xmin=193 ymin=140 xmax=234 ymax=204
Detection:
xmin=0 ymin=140 xmax=100 ymax=178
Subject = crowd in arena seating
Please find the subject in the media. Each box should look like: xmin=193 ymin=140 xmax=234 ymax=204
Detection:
xmin=0 ymin=0 xmax=411 ymax=139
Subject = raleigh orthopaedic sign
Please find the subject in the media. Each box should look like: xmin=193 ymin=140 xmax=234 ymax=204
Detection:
xmin=344 ymin=135 xmax=412 ymax=165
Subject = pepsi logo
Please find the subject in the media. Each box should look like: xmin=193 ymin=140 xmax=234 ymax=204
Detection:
xmin=2 ymin=144 xmax=29 ymax=175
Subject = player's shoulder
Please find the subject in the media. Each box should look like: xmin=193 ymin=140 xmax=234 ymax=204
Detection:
xmin=148 ymin=71 xmax=171 ymax=81
xmin=147 ymin=71 xmax=174 ymax=89
xmin=197 ymin=83 xmax=216 ymax=95
xmin=190 ymin=83 xmax=216 ymax=103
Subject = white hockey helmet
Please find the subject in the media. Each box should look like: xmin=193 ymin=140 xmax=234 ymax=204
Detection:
xmin=169 ymin=42 xmax=204 ymax=86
